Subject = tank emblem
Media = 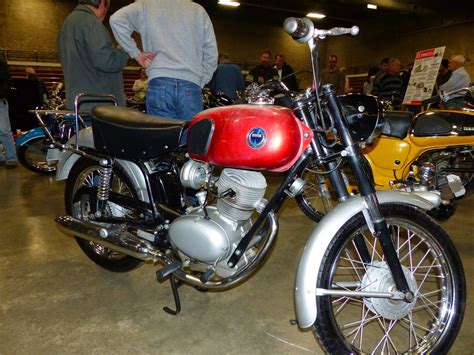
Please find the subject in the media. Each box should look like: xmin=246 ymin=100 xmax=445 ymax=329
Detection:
xmin=247 ymin=127 xmax=267 ymax=149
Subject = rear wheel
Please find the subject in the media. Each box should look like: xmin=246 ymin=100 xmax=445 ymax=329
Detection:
xmin=314 ymin=203 xmax=465 ymax=354
xmin=65 ymin=158 xmax=143 ymax=272
xmin=17 ymin=137 xmax=56 ymax=174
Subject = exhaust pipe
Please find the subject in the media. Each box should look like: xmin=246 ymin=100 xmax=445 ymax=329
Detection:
xmin=55 ymin=215 xmax=171 ymax=263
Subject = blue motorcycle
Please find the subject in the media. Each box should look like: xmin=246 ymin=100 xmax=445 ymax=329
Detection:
xmin=16 ymin=109 xmax=87 ymax=174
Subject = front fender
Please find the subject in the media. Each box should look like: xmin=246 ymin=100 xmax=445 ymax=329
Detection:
xmin=294 ymin=190 xmax=438 ymax=329
xmin=15 ymin=128 xmax=46 ymax=146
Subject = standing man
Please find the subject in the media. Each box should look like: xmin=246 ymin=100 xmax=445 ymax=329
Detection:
xmin=274 ymin=53 xmax=298 ymax=91
xmin=209 ymin=53 xmax=245 ymax=100
xmin=371 ymin=58 xmax=403 ymax=109
xmin=246 ymin=50 xmax=279 ymax=85
xmin=57 ymin=0 xmax=130 ymax=109
xmin=440 ymin=54 xmax=471 ymax=109
xmin=320 ymin=54 xmax=346 ymax=95
xmin=110 ymin=0 xmax=218 ymax=120
xmin=0 ymin=58 xmax=18 ymax=168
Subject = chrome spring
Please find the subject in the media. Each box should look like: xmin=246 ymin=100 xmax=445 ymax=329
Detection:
xmin=97 ymin=163 xmax=113 ymax=201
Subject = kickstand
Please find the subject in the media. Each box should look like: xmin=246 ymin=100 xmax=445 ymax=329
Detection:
xmin=163 ymin=275 xmax=182 ymax=315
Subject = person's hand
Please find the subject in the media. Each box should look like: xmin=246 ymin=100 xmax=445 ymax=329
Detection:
xmin=257 ymin=76 xmax=265 ymax=84
xmin=134 ymin=52 xmax=157 ymax=69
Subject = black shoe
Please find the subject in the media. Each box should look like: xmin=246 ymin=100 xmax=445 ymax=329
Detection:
xmin=6 ymin=161 xmax=18 ymax=169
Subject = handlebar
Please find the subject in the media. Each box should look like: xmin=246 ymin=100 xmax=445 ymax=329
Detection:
xmin=283 ymin=17 xmax=359 ymax=43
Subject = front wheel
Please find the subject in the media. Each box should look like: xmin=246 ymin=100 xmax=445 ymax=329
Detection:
xmin=17 ymin=137 xmax=56 ymax=174
xmin=314 ymin=203 xmax=465 ymax=354
xmin=295 ymin=159 xmax=338 ymax=222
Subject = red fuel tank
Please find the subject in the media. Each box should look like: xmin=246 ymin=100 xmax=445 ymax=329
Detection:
xmin=187 ymin=105 xmax=313 ymax=172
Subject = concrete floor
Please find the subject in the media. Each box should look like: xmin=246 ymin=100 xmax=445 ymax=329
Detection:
xmin=0 ymin=165 xmax=473 ymax=354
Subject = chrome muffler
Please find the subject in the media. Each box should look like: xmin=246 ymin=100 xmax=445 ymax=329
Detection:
xmin=55 ymin=215 xmax=171 ymax=263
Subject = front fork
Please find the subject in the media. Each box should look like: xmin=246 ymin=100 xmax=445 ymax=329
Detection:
xmin=323 ymin=85 xmax=413 ymax=300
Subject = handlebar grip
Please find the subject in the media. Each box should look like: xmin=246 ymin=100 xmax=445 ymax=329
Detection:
xmin=283 ymin=17 xmax=314 ymax=43
xmin=328 ymin=26 xmax=360 ymax=36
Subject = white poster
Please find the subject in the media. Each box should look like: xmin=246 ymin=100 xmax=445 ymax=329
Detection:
xmin=402 ymin=46 xmax=445 ymax=105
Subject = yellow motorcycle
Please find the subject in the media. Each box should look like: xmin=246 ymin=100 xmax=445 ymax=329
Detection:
xmin=297 ymin=87 xmax=474 ymax=221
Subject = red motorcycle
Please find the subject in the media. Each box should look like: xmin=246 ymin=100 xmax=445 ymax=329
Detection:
xmin=55 ymin=17 xmax=465 ymax=353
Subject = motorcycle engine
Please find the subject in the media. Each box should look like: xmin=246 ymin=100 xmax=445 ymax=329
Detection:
xmin=416 ymin=153 xmax=467 ymax=200
xmin=169 ymin=161 xmax=267 ymax=277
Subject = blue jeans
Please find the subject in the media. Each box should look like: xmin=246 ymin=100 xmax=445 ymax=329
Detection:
xmin=444 ymin=97 xmax=465 ymax=110
xmin=146 ymin=77 xmax=202 ymax=120
xmin=0 ymin=99 xmax=17 ymax=162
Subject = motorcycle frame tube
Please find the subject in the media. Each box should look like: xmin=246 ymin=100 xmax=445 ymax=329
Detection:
xmin=294 ymin=190 xmax=438 ymax=329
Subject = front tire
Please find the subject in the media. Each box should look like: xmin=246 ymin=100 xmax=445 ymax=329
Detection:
xmin=65 ymin=158 xmax=143 ymax=272
xmin=17 ymin=137 xmax=56 ymax=174
xmin=295 ymin=159 xmax=337 ymax=222
xmin=314 ymin=203 xmax=465 ymax=354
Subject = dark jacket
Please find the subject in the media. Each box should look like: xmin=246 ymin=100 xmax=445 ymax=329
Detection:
xmin=0 ymin=59 xmax=10 ymax=99
xmin=209 ymin=62 xmax=245 ymax=100
xmin=57 ymin=5 xmax=129 ymax=109
xmin=371 ymin=73 xmax=404 ymax=108
xmin=246 ymin=64 xmax=278 ymax=84
xmin=276 ymin=63 xmax=298 ymax=91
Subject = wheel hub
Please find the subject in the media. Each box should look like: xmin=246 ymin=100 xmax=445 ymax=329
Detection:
xmin=361 ymin=261 xmax=417 ymax=320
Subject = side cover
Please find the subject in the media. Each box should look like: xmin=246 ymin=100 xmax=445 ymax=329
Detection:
xmin=187 ymin=105 xmax=313 ymax=172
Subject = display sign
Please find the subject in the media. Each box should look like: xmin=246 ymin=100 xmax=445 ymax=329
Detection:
xmin=402 ymin=46 xmax=445 ymax=105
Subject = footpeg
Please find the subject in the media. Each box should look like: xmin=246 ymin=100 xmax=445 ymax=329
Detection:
xmin=199 ymin=268 xmax=215 ymax=283
xmin=156 ymin=261 xmax=181 ymax=281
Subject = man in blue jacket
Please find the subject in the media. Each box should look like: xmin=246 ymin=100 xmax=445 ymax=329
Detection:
xmin=57 ymin=0 xmax=130 ymax=109
xmin=209 ymin=53 xmax=245 ymax=100
xmin=110 ymin=0 xmax=218 ymax=120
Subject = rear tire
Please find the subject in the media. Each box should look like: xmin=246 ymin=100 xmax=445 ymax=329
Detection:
xmin=65 ymin=158 xmax=143 ymax=272
xmin=17 ymin=137 xmax=56 ymax=174
xmin=314 ymin=203 xmax=465 ymax=353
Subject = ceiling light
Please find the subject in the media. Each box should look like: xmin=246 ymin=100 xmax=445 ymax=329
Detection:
xmin=306 ymin=12 xmax=326 ymax=19
xmin=218 ymin=0 xmax=240 ymax=7
xmin=367 ymin=4 xmax=378 ymax=10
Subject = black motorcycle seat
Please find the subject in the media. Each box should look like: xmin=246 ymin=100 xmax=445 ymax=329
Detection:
xmin=381 ymin=111 xmax=414 ymax=139
xmin=90 ymin=105 xmax=189 ymax=159
xmin=91 ymin=105 xmax=188 ymax=129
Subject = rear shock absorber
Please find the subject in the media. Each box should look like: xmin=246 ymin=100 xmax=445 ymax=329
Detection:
xmin=96 ymin=158 xmax=113 ymax=215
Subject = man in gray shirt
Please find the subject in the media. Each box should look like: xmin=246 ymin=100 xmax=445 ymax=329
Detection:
xmin=110 ymin=0 xmax=218 ymax=120
xmin=440 ymin=54 xmax=471 ymax=109
xmin=57 ymin=0 xmax=129 ymax=109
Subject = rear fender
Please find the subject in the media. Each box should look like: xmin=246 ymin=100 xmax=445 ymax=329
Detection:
xmin=55 ymin=127 xmax=149 ymax=202
xmin=295 ymin=190 xmax=438 ymax=329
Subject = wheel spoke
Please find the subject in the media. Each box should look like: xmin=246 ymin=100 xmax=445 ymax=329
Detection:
xmin=415 ymin=257 xmax=438 ymax=294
